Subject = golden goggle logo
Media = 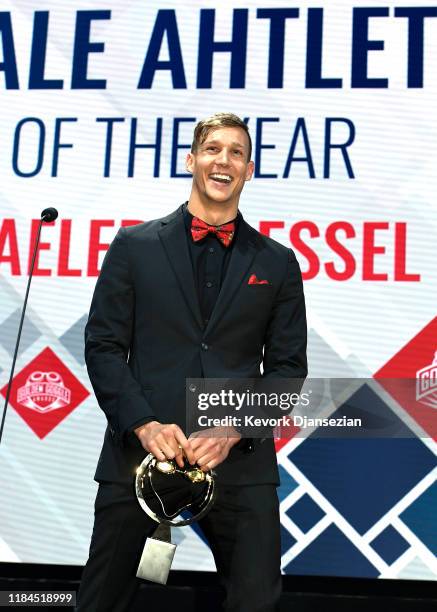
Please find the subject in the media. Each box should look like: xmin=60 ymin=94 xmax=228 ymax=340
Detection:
xmin=416 ymin=351 xmax=437 ymax=409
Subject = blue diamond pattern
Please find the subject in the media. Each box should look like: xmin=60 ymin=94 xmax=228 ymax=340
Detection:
xmin=289 ymin=385 xmax=437 ymax=534
xmin=0 ymin=308 xmax=41 ymax=355
xmin=277 ymin=464 xmax=298 ymax=503
xmin=284 ymin=524 xmax=379 ymax=577
xmin=59 ymin=314 xmax=87 ymax=365
xmin=400 ymin=482 xmax=437 ymax=556
xmin=286 ymin=494 xmax=325 ymax=533
xmin=280 ymin=524 xmax=296 ymax=556
xmin=370 ymin=525 xmax=410 ymax=565
xmin=180 ymin=511 xmax=210 ymax=548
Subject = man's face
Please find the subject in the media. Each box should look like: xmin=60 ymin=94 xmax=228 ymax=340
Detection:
xmin=186 ymin=127 xmax=254 ymax=208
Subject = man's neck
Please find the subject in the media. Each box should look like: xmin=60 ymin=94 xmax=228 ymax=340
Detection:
xmin=187 ymin=198 xmax=238 ymax=226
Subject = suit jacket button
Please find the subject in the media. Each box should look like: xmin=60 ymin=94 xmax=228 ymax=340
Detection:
xmin=201 ymin=343 xmax=209 ymax=351
xmin=189 ymin=384 xmax=196 ymax=392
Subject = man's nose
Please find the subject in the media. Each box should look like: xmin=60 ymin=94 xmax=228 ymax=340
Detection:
xmin=216 ymin=148 xmax=230 ymax=165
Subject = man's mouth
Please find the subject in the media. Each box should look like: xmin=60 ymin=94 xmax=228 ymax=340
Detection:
xmin=209 ymin=173 xmax=233 ymax=184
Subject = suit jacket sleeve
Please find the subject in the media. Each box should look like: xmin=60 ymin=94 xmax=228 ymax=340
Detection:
xmin=85 ymin=227 xmax=156 ymax=443
xmin=237 ymin=248 xmax=307 ymax=439
xmin=262 ymin=248 xmax=308 ymax=380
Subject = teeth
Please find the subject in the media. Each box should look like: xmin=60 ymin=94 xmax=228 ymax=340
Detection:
xmin=210 ymin=174 xmax=232 ymax=183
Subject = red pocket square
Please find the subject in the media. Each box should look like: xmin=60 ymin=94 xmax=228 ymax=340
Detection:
xmin=248 ymin=274 xmax=269 ymax=285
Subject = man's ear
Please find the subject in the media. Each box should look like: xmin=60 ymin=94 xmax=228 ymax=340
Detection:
xmin=245 ymin=160 xmax=255 ymax=181
xmin=186 ymin=152 xmax=194 ymax=173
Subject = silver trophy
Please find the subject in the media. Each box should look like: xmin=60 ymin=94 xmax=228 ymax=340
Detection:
xmin=135 ymin=453 xmax=216 ymax=584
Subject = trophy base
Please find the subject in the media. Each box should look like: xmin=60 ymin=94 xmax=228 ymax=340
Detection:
xmin=136 ymin=537 xmax=177 ymax=585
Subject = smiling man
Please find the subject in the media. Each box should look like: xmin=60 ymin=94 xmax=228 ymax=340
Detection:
xmin=187 ymin=118 xmax=254 ymax=215
xmin=77 ymin=113 xmax=307 ymax=612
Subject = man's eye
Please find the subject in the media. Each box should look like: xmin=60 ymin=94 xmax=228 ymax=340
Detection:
xmin=207 ymin=146 xmax=217 ymax=152
xmin=233 ymin=150 xmax=242 ymax=156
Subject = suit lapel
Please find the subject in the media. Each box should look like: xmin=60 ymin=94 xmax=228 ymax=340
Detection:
xmin=205 ymin=218 xmax=260 ymax=334
xmin=158 ymin=207 xmax=203 ymax=330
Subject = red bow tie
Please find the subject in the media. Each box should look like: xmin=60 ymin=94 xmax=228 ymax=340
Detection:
xmin=191 ymin=217 xmax=235 ymax=247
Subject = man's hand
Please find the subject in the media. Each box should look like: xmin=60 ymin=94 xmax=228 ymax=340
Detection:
xmin=134 ymin=421 xmax=195 ymax=468
xmin=189 ymin=426 xmax=242 ymax=471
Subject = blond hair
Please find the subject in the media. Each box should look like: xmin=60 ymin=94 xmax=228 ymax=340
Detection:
xmin=191 ymin=113 xmax=252 ymax=161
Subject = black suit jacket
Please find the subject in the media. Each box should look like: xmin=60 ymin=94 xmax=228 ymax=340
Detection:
xmin=85 ymin=205 xmax=307 ymax=486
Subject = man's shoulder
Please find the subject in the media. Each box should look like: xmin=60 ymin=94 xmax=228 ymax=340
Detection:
xmin=243 ymin=218 xmax=294 ymax=261
xmin=119 ymin=206 xmax=182 ymax=241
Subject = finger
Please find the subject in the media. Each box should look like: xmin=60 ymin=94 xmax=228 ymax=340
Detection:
xmin=188 ymin=430 xmax=201 ymax=440
xmin=200 ymin=451 xmax=228 ymax=471
xmin=152 ymin=437 xmax=177 ymax=460
xmin=174 ymin=445 xmax=185 ymax=468
xmin=196 ymin=447 xmax=222 ymax=469
xmin=193 ymin=438 xmax=224 ymax=461
xmin=192 ymin=438 xmax=211 ymax=461
xmin=189 ymin=428 xmax=226 ymax=449
xmin=188 ymin=436 xmax=203 ymax=452
xmin=174 ymin=430 xmax=196 ymax=465
xmin=160 ymin=427 xmax=185 ymax=457
xmin=147 ymin=441 xmax=168 ymax=462
xmin=190 ymin=433 xmax=217 ymax=453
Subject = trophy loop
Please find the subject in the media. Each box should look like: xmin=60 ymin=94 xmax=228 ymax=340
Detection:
xmin=135 ymin=453 xmax=216 ymax=527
